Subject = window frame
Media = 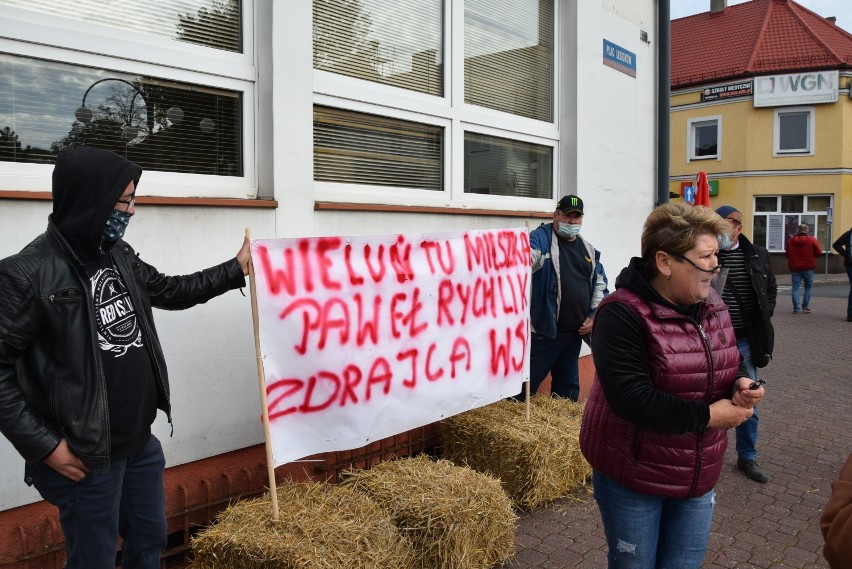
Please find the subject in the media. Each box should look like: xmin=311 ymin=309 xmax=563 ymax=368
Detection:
xmin=687 ymin=115 xmax=721 ymax=162
xmin=311 ymin=0 xmax=560 ymax=212
xmin=752 ymin=194 xmax=831 ymax=253
xmin=0 ymin=3 xmax=257 ymax=199
xmin=773 ymin=106 xmax=815 ymax=157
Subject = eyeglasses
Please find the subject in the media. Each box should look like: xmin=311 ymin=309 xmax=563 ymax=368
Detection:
xmin=670 ymin=253 xmax=721 ymax=274
xmin=117 ymin=194 xmax=136 ymax=210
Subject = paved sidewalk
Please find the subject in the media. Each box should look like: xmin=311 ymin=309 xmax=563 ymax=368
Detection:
xmin=510 ymin=288 xmax=851 ymax=568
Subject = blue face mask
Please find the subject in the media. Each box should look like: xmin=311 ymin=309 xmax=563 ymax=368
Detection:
xmin=557 ymin=223 xmax=582 ymax=239
xmin=717 ymin=233 xmax=732 ymax=251
xmin=103 ymin=209 xmax=132 ymax=242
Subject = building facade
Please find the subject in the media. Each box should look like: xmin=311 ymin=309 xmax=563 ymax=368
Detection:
xmin=670 ymin=0 xmax=852 ymax=274
xmin=0 ymin=0 xmax=665 ymax=565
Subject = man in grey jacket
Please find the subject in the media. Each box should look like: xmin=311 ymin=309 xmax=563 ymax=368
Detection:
xmin=0 ymin=147 xmax=250 ymax=568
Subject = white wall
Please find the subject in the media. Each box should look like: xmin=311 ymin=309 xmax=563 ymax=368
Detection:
xmin=573 ymin=0 xmax=659 ymax=281
xmin=0 ymin=0 xmax=661 ymax=510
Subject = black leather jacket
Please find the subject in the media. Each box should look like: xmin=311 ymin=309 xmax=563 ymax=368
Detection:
xmin=0 ymin=221 xmax=246 ymax=473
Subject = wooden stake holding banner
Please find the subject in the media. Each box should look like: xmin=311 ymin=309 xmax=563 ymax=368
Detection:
xmin=524 ymin=219 xmax=531 ymax=421
xmin=245 ymin=227 xmax=279 ymax=521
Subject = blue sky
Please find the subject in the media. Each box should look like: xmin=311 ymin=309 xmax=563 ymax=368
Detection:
xmin=670 ymin=1 xmax=852 ymax=34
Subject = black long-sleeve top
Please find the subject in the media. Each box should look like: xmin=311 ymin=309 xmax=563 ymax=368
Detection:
xmin=591 ymin=260 xmax=748 ymax=435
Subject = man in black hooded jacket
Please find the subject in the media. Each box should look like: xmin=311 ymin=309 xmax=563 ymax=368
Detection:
xmin=0 ymin=147 xmax=250 ymax=568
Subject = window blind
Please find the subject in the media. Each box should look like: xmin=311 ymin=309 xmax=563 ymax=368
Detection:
xmin=314 ymin=106 xmax=443 ymax=191
xmin=0 ymin=54 xmax=243 ymax=176
xmin=464 ymin=132 xmax=552 ymax=198
xmin=0 ymin=0 xmax=242 ymax=53
xmin=313 ymin=0 xmax=443 ymax=96
xmin=464 ymin=0 xmax=553 ymax=122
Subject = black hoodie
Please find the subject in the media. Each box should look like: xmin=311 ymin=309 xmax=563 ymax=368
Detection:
xmin=52 ymin=147 xmax=156 ymax=461
xmin=52 ymin=146 xmax=142 ymax=260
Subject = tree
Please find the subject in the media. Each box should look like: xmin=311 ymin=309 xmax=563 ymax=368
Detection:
xmin=0 ymin=126 xmax=22 ymax=161
xmin=313 ymin=0 xmax=379 ymax=78
xmin=176 ymin=0 xmax=241 ymax=52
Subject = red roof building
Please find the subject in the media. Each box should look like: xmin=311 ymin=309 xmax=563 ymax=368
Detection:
xmin=672 ymin=0 xmax=852 ymax=88
xmin=669 ymin=0 xmax=852 ymax=274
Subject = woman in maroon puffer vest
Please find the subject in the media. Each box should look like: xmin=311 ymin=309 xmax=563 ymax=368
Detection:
xmin=580 ymin=204 xmax=765 ymax=569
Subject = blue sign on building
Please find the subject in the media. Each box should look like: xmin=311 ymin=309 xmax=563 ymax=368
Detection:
xmin=603 ymin=39 xmax=637 ymax=78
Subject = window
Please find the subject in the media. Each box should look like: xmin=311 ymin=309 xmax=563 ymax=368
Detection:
xmin=0 ymin=0 xmax=243 ymax=52
xmin=752 ymin=194 xmax=831 ymax=252
xmin=687 ymin=116 xmax=720 ymax=161
xmin=312 ymin=0 xmax=558 ymax=209
xmin=0 ymin=54 xmax=243 ymax=177
xmin=313 ymin=0 xmax=443 ymax=96
xmin=464 ymin=133 xmax=551 ymax=198
xmin=0 ymin=1 xmax=255 ymax=198
xmin=464 ymin=0 xmax=553 ymax=122
xmin=774 ymin=107 xmax=814 ymax=156
xmin=314 ymin=106 xmax=442 ymax=191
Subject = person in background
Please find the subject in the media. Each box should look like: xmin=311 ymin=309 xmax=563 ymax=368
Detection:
xmin=821 ymin=453 xmax=852 ymax=569
xmin=785 ymin=223 xmax=823 ymax=314
xmin=0 ymin=147 xmax=250 ymax=569
xmin=515 ymin=194 xmax=608 ymax=401
xmin=832 ymin=226 xmax=852 ymax=322
xmin=581 ymin=203 xmax=762 ymax=568
xmin=714 ymin=205 xmax=776 ymax=484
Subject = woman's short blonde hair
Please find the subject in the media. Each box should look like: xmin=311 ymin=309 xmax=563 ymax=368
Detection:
xmin=641 ymin=204 xmax=730 ymax=278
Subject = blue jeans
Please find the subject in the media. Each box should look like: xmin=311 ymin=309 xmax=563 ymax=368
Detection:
xmin=735 ymin=338 xmax=759 ymax=461
xmin=790 ymin=270 xmax=814 ymax=311
xmin=30 ymin=435 xmax=168 ymax=569
xmin=518 ymin=331 xmax=582 ymax=400
xmin=846 ymin=266 xmax=852 ymax=318
xmin=592 ymin=470 xmax=715 ymax=569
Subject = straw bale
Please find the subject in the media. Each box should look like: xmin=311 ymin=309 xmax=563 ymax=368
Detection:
xmin=441 ymin=397 xmax=591 ymax=510
xmin=342 ymin=454 xmax=516 ymax=569
xmin=190 ymin=481 xmax=416 ymax=569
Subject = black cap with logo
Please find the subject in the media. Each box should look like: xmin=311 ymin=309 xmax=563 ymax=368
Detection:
xmin=556 ymin=194 xmax=584 ymax=214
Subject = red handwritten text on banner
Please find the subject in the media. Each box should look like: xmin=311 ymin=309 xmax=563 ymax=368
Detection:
xmin=251 ymin=229 xmax=531 ymax=466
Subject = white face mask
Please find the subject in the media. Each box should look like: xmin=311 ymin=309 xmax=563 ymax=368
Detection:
xmin=717 ymin=233 xmax=733 ymax=251
xmin=557 ymin=223 xmax=581 ymax=239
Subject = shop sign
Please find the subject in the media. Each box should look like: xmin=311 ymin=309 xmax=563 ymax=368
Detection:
xmin=754 ymin=70 xmax=838 ymax=107
xmin=702 ymin=81 xmax=753 ymax=102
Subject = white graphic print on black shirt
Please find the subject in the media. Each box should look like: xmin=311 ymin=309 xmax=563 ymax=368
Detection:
xmin=91 ymin=267 xmax=144 ymax=356
xmin=86 ymin=260 xmax=157 ymax=460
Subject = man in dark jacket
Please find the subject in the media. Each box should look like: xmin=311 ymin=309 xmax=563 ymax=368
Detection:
xmin=715 ymin=205 xmax=777 ymax=483
xmin=0 ymin=147 xmax=250 ymax=569
xmin=832 ymin=227 xmax=852 ymax=322
xmin=514 ymin=195 xmax=608 ymax=401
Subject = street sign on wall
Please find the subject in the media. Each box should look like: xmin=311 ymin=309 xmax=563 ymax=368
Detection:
xmin=680 ymin=180 xmax=718 ymax=197
xmin=603 ymin=39 xmax=636 ymax=78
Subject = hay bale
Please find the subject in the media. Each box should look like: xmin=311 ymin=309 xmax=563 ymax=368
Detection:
xmin=342 ymin=455 xmax=516 ymax=569
xmin=441 ymin=397 xmax=591 ymax=510
xmin=190 ymin=481 xmax=415 ymax=569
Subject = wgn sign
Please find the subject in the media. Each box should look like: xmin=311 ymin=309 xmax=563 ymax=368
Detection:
xmin=754 ymin=70 xmax=838 ymax=107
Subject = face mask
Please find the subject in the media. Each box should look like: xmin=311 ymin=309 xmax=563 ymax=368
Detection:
xmin=103 ymin=209 xmax=132 ymax=242
xmin=557 ymin=223 xmax=582 ymax=239
xmin=717 ymin=233 xmax=732 ymax=251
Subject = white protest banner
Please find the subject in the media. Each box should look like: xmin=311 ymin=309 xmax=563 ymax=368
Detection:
xmin=250 ymin=228 xmax=531 ymax=466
